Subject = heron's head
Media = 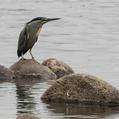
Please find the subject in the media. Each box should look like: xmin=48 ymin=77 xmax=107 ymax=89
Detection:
xmin=27 ymin=17 xmax=60 ymax=26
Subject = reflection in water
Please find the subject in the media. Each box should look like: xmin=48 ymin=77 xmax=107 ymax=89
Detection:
xmin=45 ymin=102 xmax=119 ymax=119
xmin=15 ymin=79 xmax=41 ymax=114
xmin=0 ymin=80 xmax=119 ymax=119
xmin=0 ymin=82 xmax=16 ymax=119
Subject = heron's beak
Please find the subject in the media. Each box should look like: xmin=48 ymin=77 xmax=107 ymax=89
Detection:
xmin=47 ymin=18 xmax=60 ymax=21
xmin=45 ymin=18 xmax=61 ymax=23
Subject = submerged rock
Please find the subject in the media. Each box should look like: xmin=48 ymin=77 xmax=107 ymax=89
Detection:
xmin=41 ymin=73 xmax=119 ymax=105
xmin=0 ymin=65 xmax=14 ymax=80
xmin=16 ymin=114 xmax=40 ymax=119
xmin=42 ymin=58 xmax=74 ymax=78
xmin=10 ymin=58 xmax=56 ymax=80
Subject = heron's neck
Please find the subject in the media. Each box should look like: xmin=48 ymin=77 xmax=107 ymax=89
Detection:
xmin=37 ymin=27 xmax=42 ymax=36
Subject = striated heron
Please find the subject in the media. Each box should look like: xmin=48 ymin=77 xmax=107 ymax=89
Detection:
xmin=17 ymin=17 xmax=60 ymax=59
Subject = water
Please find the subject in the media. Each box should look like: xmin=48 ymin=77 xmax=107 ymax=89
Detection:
xmin=0 ymin=0 xmax=119 ymax=118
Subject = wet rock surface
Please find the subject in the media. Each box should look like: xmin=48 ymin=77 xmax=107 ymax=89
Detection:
xmin=42 ymin=73 xmax=119 ymax=105
xmin=16 ymin=114 xmax=40 ymax=119
xmin=42 ymin=58 xmax=74 ymax=78
xmin=10 ymin=58 xmax=56 ymax=80
xmin=0 ymin=65 xmax=14 ymax=81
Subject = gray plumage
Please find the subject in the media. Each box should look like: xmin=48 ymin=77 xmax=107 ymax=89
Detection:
xmin=17 ymin=17 xmax=60 ymax=58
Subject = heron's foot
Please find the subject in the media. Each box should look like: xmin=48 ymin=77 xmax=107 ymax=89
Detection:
xmin=31 ymin=56 xmax=35 ymax=60
xmin=21 ymin=55 xmax=26 ymax=60
xmin=21 ymin=57 xmax=25 ymax=60
xmin=29 ymin=49 xmax=35 ymax=60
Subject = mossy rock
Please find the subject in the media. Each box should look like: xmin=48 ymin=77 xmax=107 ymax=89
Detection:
xmin=42 ymin=58 xmax=74 ymax=78
xmin=42 ymin=73 xmax=119 ymax=105
xmin=10 ymin=58 xmax=56 ymax=80
xmin=0 ymin=65 xmax=14 ymax=81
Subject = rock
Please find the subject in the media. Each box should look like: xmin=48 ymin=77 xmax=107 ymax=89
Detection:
xmin=0 ymin=65 xmax=14 ymax=80
xmin=10 ymin=58 xmax=56 ymax=80
xmin=42 ymin=58 xmax=74 ymax=78
xmin=16 ymin=114 xmax=40 ymax=119
xmin=41 ymin=73 xmax=119 ymax=105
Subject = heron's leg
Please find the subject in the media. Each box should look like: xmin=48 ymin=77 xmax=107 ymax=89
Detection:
xmin=21 ymin=53 xmax=25 ymax=60
xmin=29 ymin=49 xmax=34 ymax=59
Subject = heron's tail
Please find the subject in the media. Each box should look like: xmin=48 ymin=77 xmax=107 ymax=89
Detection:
xmin=17 ymin=49 xmax=22 ymax=57
xmin=17 ymin=48 xmax=29 ymax=57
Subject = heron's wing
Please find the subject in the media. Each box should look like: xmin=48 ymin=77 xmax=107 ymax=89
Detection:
xmin=17 ymin=26 xmax=29 ymax=57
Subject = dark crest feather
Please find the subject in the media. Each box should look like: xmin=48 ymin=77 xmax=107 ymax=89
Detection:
xmin=27 ymin=17 xmax=45 ymax=24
